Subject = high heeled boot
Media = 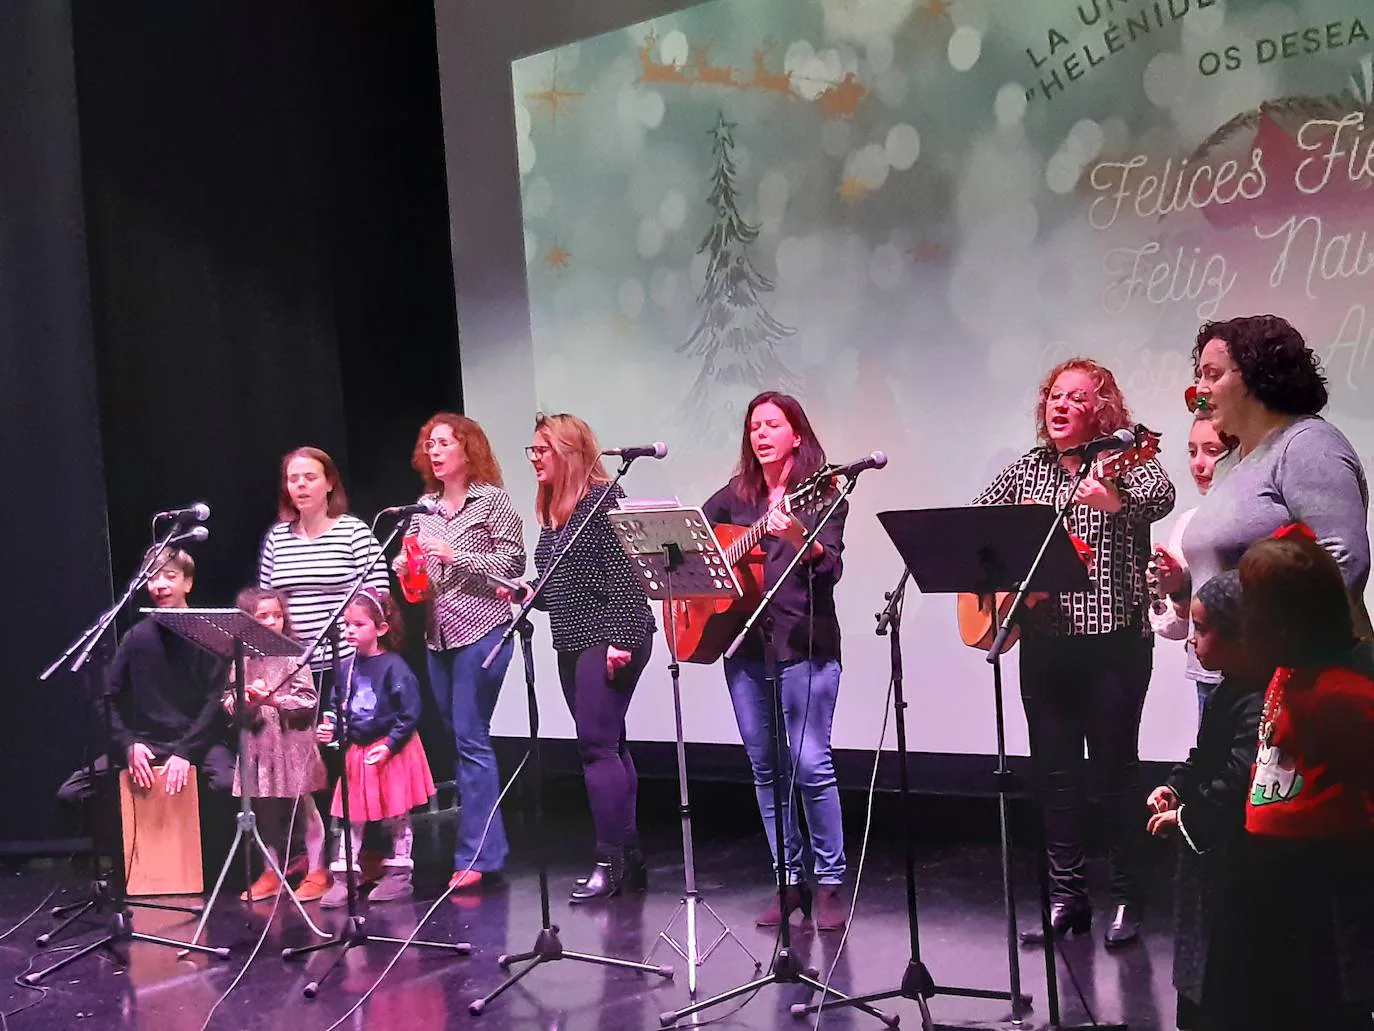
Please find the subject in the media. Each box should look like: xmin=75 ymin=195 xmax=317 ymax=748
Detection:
xmin=570 ymin=852 xmax=624 ymax=903
xmin=623 ymin=845 xmax=648 ymax=893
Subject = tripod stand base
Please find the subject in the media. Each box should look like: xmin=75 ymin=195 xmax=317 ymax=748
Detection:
xmin=23 ymin=906 xmax=229 ymax=985
xmin=469 ymin=925 xmax=673 ymax=1017
xmin=645 ymin=892 xmax=760 ymax=996
xmin=37 ymin=878 xmax=202 ymax=947
xmin=790 ymin=957 xmax=1031 ymax=1027
xmin=659 ymin=945 xmax=894 ymax=1028
xmin=282 ymin=913 xmax=471 ymax=998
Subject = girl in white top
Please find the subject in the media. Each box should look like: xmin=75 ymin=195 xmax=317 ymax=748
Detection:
xmin=1149 ymin=411 xmax=1235 ymax=718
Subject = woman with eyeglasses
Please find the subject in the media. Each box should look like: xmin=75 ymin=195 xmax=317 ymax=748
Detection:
xmin=397 ymin=413 xmax=526 ymax=892
xmin=973 ymin=358 xmax=1175 ymax=948
xmin=505 ymin=414 xmax=656 ymax=901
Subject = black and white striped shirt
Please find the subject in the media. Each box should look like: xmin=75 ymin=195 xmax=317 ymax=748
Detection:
xmin=258 ymin=515 xmax=388 ymax=668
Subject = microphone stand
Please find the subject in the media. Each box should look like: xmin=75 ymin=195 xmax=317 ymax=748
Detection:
xmin=985 ymin=457 xmax=1126 ymax=1031
xmin=789 ymin=567 xmax=1027 ymax=1029
xmin=27 ymin=523 xmax=229 ymax=984
xmin=282 ymin=511 xmax=471 ymax=998
xmin=468 ymin=456 xmax=674 ymax=1018
xmin=660 ymin=471 xmax=893 ymax=1029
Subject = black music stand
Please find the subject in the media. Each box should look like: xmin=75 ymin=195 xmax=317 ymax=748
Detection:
xmin=609 ymin=504 xmax=762 ymax=996
xmin=143 ymin=608 xmax=330 ymax=953
xmin=864 ymin=505 xmax=1108 ymax=1031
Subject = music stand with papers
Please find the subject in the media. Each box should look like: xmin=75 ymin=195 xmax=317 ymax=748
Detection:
xmin=145 ymin=608 xmax=330 ymax=951
xmin=863 ymin=504 xmax=1105 ymax=1031
xmin=609 ymin=504 xmax=762 ymax=996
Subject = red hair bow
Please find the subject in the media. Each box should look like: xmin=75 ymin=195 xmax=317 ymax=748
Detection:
xmin=1184 ymin=385 xmax=1209 ymax=413
xmin=1271 ymin=522 xmax=1317 ymax=542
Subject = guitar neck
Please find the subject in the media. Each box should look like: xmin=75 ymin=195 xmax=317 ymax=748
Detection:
xmin=725 ymin=514 xmax=769 ymax=566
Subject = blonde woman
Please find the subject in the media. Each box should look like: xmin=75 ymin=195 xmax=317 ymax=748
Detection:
xmin=507 ymin=414 xmax=655 ymax=901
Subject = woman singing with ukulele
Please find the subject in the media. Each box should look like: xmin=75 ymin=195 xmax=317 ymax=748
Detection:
xmin=972 ymin=359 xmax=1174 ymax=948
xmin=701 ymin=391 xmax=849 ymax=932
xmin=395 ymin=413 xmax=525 ymax=893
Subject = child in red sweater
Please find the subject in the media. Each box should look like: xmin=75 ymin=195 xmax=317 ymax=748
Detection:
xmin=1201 ymin=529 xmax=1374 ymax=1031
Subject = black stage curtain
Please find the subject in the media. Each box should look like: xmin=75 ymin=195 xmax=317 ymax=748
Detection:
xmin=72 ymin=0 xmax=459 ymax=606
xmin=0 ymin=1 xmax=113 ymax=851
xmin=0 ymin=1 xmax=462 ymax=851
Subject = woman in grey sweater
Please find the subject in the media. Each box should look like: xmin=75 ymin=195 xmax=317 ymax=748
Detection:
xmin=1155 ymin=315 xmax=1371 ymax=644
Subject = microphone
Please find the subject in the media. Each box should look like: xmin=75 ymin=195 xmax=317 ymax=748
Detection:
xmin=378 ymin=498 xmax=441 ymax=518
xmin=826 ymin=451 xmax=888 ymax=477
xmin=601 ymin=442 xmax=668 ymax=461
xmin=1070 ymin=428 xmax=1136 ymax=459
xmin=170 ymin=525 xmax=209 ymax=544
xmin=155 ymin=502 xmax=210 ymax=523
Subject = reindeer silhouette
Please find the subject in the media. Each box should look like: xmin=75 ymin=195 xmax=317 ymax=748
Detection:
xmin=690 ymin=42 xmax=738 ymax=87
xmin=746 ymin=38 xmax=793 ymax=97
xmin=637 ymin=32 xmax=690 ymax=85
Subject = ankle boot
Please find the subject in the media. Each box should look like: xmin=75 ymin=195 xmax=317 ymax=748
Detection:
xmin=623 ymin=846 xmax=648 ymax=893
xmin=570 ymin=853 xmax=623 ymax=903
xmin=756 ymin=882 xmax=812 ymax=926
xmin=1104 ymin=904 xmax=1142 ymax=948
xmin=814 ymin=884 xmax=847 ymax=932
xmin=1020 ymin=901 xmax=1092 ymax=944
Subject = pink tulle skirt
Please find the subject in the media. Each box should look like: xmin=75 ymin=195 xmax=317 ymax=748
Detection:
xmin=331 ymin=734 xmax=435 ymax=822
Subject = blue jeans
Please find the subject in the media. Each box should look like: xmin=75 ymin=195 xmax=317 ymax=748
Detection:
xmin=428 ymin=625 xmax=512 ymax=873
xmin=724 ymin=657 xmax=846 ymax=884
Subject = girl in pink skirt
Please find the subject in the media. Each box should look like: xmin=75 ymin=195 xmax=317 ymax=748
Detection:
xmin=316 ymin=587 xmax=434 ymax=907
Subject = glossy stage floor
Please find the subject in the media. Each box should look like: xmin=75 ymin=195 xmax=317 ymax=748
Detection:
xmin=0 ymin=783 xmax=1178 ymax=1030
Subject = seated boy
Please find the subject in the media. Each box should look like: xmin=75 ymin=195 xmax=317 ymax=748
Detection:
xmin=107 ymin=546 xmax=234 ymax=794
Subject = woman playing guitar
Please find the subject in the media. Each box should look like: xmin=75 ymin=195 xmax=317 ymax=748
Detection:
xmin=700 ymin=391 xmax=849 ymax=932
xmin=972 ymin=359 xmax=1174 ymax=949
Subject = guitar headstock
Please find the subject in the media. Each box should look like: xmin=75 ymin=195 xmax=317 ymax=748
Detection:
xmin=785 ymin=468 xmax=839 ymax=515
xmin=1098 ymin=424 xmax=1161 ymax=479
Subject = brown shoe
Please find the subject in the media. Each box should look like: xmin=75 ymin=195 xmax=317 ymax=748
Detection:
xmin=294 ymin=870 xmax=332 ymax=903
xmin=449 ymin=870 xmax=484 ymax=891
xmin=240 ymin=869 xmax=282 ymax=903
xmin=815 ymin=884 xmax=847 ymax=932
xmin=756 ymin=883 xmax=812 ymax=926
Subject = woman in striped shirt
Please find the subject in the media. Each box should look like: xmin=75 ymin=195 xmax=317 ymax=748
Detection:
xmin=259 ymin=446 xmax=389 ymax=671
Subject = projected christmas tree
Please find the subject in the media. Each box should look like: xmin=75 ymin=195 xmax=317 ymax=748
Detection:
xmin=678 ymin=111 xmax=796 ymax=447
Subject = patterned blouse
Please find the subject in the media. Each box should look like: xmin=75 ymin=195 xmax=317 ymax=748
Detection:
xmin=973 ymin=446 xmax=1175 ymax=637
xmin=396 ymin=484 xmax=526 ymax=651
xmin=532 ymin=483 xmax=656 ymax=653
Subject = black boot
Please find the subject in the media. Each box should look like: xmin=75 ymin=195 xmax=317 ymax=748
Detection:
xmin=1020 ymin=901 xmax=1091 ymax=944
xmin=1104 ymin=904 xmax=1142 ymax=948
xmin=623 ymin=846 xmax=648 ymax=893
xmin=570 ymin=852 xmax=623 ymax=903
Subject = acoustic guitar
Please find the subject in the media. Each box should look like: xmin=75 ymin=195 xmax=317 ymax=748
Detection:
xmin=956 ymin=426 xmax=1162 ymax=652
xmin=665 ymin=470 xmax=837 ymax=664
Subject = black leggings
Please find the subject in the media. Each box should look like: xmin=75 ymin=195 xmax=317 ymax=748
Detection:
xmin=556 ymin=640 xmax=652 ymax=855
xmin=1020 ymin=629 xmax=1152 ymax=906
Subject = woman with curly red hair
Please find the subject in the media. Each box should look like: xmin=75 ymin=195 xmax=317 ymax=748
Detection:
xmin=974 ymin=358 xmax=1175 ymax=947
xmin=397 ymin=413 xmax=526 ymax=891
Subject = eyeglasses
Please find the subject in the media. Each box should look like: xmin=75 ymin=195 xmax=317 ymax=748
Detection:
xmin=524 ymin=445 xmax=552 ymax=461
xmin=1046 ymin=389 xmax=1092 ymax=408
xmin=423 ymin=439 xmax=456 ymax=453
